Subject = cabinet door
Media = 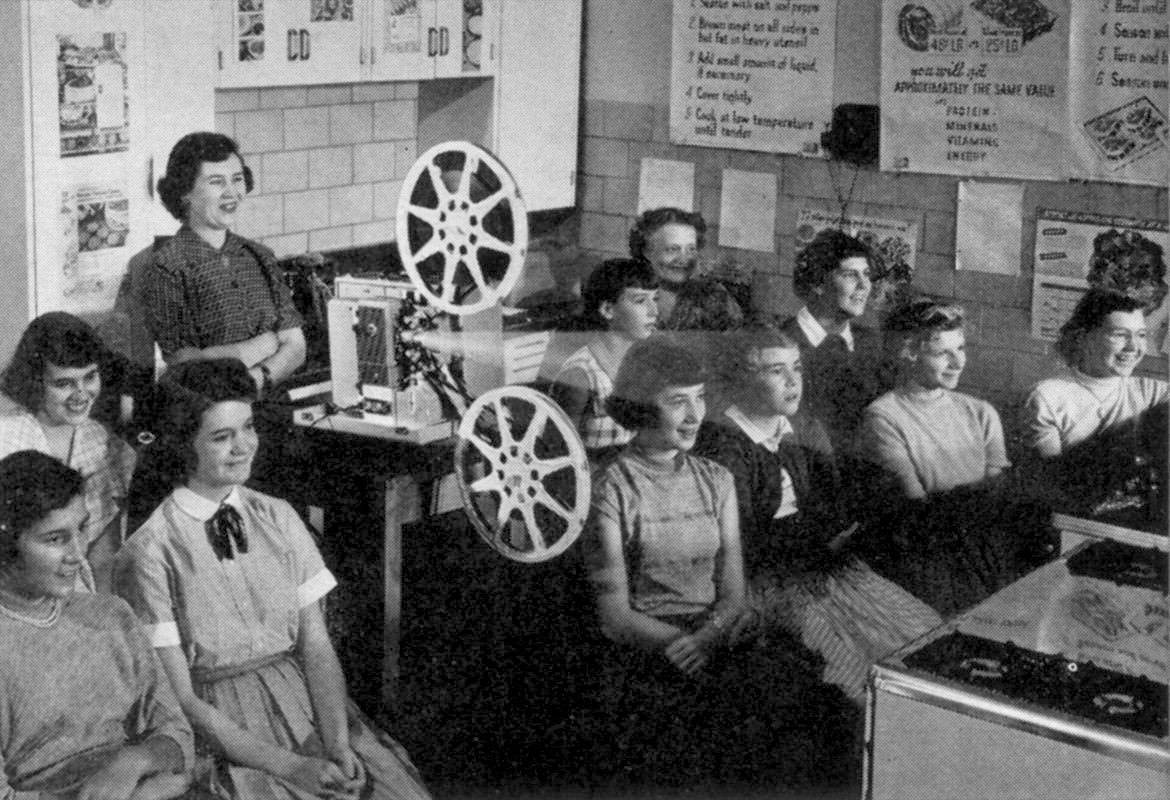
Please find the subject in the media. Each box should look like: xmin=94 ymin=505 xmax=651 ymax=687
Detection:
xmin=219 ymin=0 xmax=363 ymax=88
xmin=369 ymin=0 xmax=440 ymax=80
xmin=27 ymin=0 xmax=149 ymax=316
xmin=433 ymin=0 xmax=496 ymax=78
xmin=493 ymin=0 xmax=581 ymax=210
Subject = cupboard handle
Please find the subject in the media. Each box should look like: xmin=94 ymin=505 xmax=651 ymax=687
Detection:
xmin=147 ymin=155 xmax=154 ymax=199
xmin=427 ymin=27 xmax=437 ymax=57
xmin=439 ymin=26 xmax=449 ymax=56
xmin=300 ymin=29 xmax=310 ymax=60
xmin=287 ymin=29 xmax=298 ymax=60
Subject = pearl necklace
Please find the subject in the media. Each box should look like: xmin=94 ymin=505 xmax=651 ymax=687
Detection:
xmin=0 ymin=590 xmax=62 ymax=628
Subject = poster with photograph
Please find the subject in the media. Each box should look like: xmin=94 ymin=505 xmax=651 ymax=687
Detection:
xmin=60 ymin=183 xmax=130 ymax=312
xmin=670 ymin=0 xmax=837 ymax=155
xmin=58 ymin=31 xmax=129 ymax=157
xmin=880 ymin=0 xmax=1070 ymax=180
xmin=1068 ymin=3 xmax=1168 ymax=186
xmin=312 ymin=0 xmax=355 ymax=22
xmin=796 ymin=207 xmax=919 ymax=306
xmin=385 ymin=0 xmax=423 ymax=55
xmin=237 ymin=0 xmax=265 ymax=62
xmin=1030 ymin=209 xmax=1169 ymax=356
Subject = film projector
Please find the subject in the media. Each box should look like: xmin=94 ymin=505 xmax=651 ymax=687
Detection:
xmin=305 ymin=141 xmax=590 ymax=564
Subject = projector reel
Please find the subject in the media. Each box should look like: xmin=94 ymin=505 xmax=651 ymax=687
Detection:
xmin=454 ymin=387 xmax=590 ymax=563
xmin=396 ymin=141 xmax=528 ymax=315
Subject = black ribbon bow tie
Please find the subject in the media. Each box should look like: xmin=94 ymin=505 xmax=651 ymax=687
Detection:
xmin=206 ymin=504 xmax=248 ymax=561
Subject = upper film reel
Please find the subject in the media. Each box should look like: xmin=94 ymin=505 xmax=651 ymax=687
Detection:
xmin=396 ymin=141 xmax=528 ymax=315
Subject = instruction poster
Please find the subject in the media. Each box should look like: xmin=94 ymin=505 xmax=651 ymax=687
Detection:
xmin=670 ymin=0 xmax=837 ymax=155
xmin=880 ymin=0 xmax=1070 ymax=180
xmin=58 ymin=32 xmax=129 ymax=158
xmin=60 ymin=183 xmax=130 ymax=312
xmin=1030 ymin=209 xmax=1169 ymax=357
xmin=384 ymin=0 xmax=423 ymax=55
xmin=1068 ymin=2 xmax=1168 ymax=186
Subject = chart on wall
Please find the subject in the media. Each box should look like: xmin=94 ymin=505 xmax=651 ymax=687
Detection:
xmin=60 ymin=182 xmax=131 ymax=313
xmin=1031 ymin=209 xmax=1169 ymax=357
xmin=795 ymin=207 xmax=919 ymax=307
xmin=880 ymin=0 xmax=1071 ymax=180
xmin=58 ymin=31 xmax=130 ymax=158
xmin=1068 ymin=2 xmax=1168 ymax=187
xmin=669 ymin=0 xmax=837 ymax=155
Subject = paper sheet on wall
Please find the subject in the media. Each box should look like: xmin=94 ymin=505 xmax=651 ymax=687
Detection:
xmin=955 ymin=180 xmax=1023 ymax=275
xmin=637 ymin=158 xmax=695 ymax=213
xmin=1068 ymin=3 xmax=1168 ymax=187
xmin=879 ymin=0 xmax=1070 ymax=180
xmin=60 ymin=182 xmax=130 ymax=313
xmin=718 ymin=169 xmax=776 ymax=252
xmin=58 ymin=32 xmax=130 ymax=158
xmin=1031 ymin=209 xmax=1169 ymax=357
xmin=796 ymin=207 xmax=919 ymax=294
xmin=669 ymin=0 xmax=837 ymax=155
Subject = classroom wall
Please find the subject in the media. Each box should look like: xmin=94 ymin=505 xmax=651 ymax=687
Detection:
xmin=214 ymin=82 xmax=420 ymax=258
xmin=575 ymin=0 xmax=1169 ymax=410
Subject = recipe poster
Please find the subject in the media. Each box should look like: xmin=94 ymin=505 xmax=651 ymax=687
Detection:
xmin=670 ymin=0 xmax=837 ymax=155
xmin=1030 ymin=209 xmax=1169 ymax=357
xmin=57 ymin=31 xmax=130 ymax=158
xmin=60 ymin=182 xmax=129 ymax=313
xmin=880 ymin=0 xmax=1070 ymax=180
xmin=1068 ymin=2 xmax=1168 ymax=186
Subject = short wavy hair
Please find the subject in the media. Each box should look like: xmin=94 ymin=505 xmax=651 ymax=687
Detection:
xmin=1055 ymin=289 xmax=1147 ymax=367
xmin=581 ymin=257 xmax=660 ymax=325
xmin=146 ymin=358 xmax=258 ymax=487
xmin=1 ymin=312 xmax=111 ymax=414
xmin=606 ymin=337 xmax=708 ymax=431
xmin=721 ymin=324 xmax=803 ymax=399
xmin=628 ymin=207 xmax=707 ymax=261
xmin=158 ymin=132 xmax=254 ymax=221
xmin=882 ymin=297 xmax=965 ymax=354
xmin=1086 ymin=229 xmax=1167 ymax=313
xmin=0 ymin=451 xmax=84 ymax=563
xmin=793 ymin=229 xmax=876 ymax=301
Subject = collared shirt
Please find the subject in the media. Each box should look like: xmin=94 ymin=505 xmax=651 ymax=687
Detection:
xmin=724 ymin=405 xmax=798 ymax=518
xmin=796 ymin=305 xmax=854 ymax=352
xmin=142 ymin=227 xmax=302 ymax=355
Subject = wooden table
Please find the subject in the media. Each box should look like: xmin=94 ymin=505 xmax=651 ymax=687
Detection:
xmin=291 ymin=403 xmax=461 ymax=710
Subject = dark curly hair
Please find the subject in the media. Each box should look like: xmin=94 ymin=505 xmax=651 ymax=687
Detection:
xmin=0 ymin=451 xmax=84 ymax=563
xmin=1086 ymin=229 xmax=1167 ymax=313
xmin=606 ymin=338 xmax=708 ymax=431
xmin=581 ymin=258 xmax=660 ymax=325
xmin=146 ymin=359 xmax=258 ymax=487
xmin=628 ymin=207 xmax=707 ymax=261
xmin=158 ymin=132 xmax=254 ymax=221
xmin=793 ymin=229 xmax=876 ymax=301
xmin=1 ymin=312 xmax=111 ymax=414
xmin=1055 ymin=289 xmax=1147 ymax=367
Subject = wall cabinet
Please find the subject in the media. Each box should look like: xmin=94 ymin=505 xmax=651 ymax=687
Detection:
xmin=492 ymin=0 xmax=581 ymax=210
xmin=16 ymin=0 xmax=215 ymax=329
xmin=217 ymin=0 xmax=496 ymax=88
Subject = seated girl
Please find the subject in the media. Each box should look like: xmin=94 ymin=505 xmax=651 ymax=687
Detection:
xmin=858 ymin=299 xmax=1027 ymax=616
xmin=694 ymin=325 xmax=941 ymax=704
xmin=549 ymin=258 xmax=658 ymax=462
xmin=581 ymin=338 xmax=853 ymax=787
xmin=114 ymin=359 xmax=430 ymax=800
xmin=1023 ymin=289 xmax=1167 ymax=459
xmin=0 ymin=450 xmax=192 ymax=800
xmin=0 ymin=313 xmax=136 ymax=592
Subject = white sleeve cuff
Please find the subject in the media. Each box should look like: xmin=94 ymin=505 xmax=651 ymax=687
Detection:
xmin=146 ymin=621 xmax=181 ymax=648
xmin=297 ymin=568 xmax=337 ymax=608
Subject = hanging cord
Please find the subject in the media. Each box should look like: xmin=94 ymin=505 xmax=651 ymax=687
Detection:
xmin=826 ymin=156 xmax=863 ymax=229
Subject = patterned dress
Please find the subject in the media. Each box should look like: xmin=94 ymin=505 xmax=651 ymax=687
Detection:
xmin=0 ymin=410 xmax=135 ymax=592
xmin=115 ymin=486 xmax=430 ymax=800
xmin=550 ymin=343 xmax=633 ymax=455
xmin=0 ymin=593 xmax=194 ymax=796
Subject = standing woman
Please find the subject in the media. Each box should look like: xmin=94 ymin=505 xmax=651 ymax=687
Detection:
xmin=0 ymin=451 xmax=192 ymax=800
xmin=0 ymin=312 xmax=136 ymax=592
xmin=115 ymin=359 xmax=430 ymax=800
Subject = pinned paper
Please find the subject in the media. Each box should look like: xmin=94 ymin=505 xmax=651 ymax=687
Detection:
xmin=956 ymin=181 xmax=1024 ymax=276
xmin=637 ymin=158 xmax=694 ymax=213
xmin=718 ymin=169 xmax=776 ymax=252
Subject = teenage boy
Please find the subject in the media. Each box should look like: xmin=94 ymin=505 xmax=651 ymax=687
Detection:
xmin=550 ymin=258 xmax=659 ymax=462
xmin=776 ymin=229 xmax=881 ymax=457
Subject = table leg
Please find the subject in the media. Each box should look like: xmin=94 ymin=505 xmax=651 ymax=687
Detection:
xmin=381 ymin=474 xmax=422 ymax=711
